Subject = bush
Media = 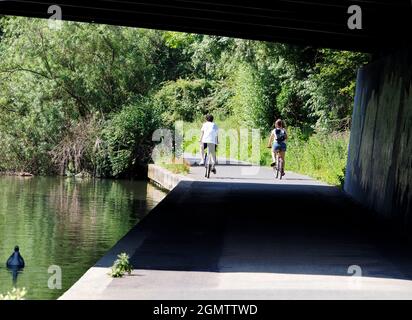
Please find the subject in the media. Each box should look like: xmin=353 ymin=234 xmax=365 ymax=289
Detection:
xmin=304 ymin=49 xmax=370 ymax=131
xmin=102 ymin=99 xmax=162 ymax=177
xmin=228 ymin=63 xmax=271 ymax=131
xmin=276 ymin=81 xmax=312 ymax=128
xmin=154 ymin=79 xmax=215 ymax=124
xmin=50 ymin=115 xmax=102 ymax=176
xmin=280 ymin=128 xmax=349 ymax=186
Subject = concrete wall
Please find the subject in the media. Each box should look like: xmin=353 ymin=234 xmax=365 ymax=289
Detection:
xmin=345 ymin=49 xmax=412 ymax=229
xmin=147 ymin=164 xmax=193 ymax=191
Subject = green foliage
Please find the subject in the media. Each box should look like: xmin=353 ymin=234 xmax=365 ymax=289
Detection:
xmin=228 ymin=63 xmax=271 ymax=131
xmin=184 ymin=116 xmax=348 ymax=186
xmin=0 ymin=17 xmax=167 ymax=176
xmin=154 ymin=78 xmax=215 ymax=123
xmin=276 ymin=80 xmax=311 ymax=128
xmin=0 ymin=17 xmax=158 ymax=115
xmin=0 ymin=287 xmax=27 ymax=300
xmin=157 ymin=157 xmax=191 ymax=175
xmin=304 ymin=49 xmax=370 ymax=131
xmin=109 ymin=253 xmax=133 ymax=278
xmin=163 ymin=31 xmax=197 ymax=49
xmin=0 ymin=16 xmax=369 ymax=178
xmin=102 ymin=99 xmax=162 ymax=177
xmin=161 ymin=163 xmax=190 ymax=175
xmin=286 ymin=130 xmax=349 ymax=186
xmin=260 ymin=127 xmax=349 ymax=186
xmin=190 ymin=36 xmax=235 ymax=79
xmin=50 ymin=115 xmax=103 ymax=176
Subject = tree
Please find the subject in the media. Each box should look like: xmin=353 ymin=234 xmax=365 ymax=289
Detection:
xmin=0 ymin=16 xmax=370 ymax=176
xmin=0 ymin=17 xmax=164 ymax=174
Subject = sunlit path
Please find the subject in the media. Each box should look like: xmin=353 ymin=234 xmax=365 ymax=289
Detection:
xmin=184 ymin=153 xmax=328 ymax=185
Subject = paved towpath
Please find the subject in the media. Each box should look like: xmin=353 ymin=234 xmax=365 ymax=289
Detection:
xmin=183 ymin=153 xmax=327 ymax=185
xmin=60 ymin=156 xmax=412 ymax=300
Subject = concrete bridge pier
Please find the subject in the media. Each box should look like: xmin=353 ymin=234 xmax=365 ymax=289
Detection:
xmin=345 ymin=49 xmax=412 ymax=234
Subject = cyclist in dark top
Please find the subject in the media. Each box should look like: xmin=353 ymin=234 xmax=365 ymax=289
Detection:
xmin=267 ymin=119 xmax=287 ymax=176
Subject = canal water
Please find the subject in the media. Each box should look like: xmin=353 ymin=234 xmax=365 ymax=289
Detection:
xmin=0 ymin=176 xmax=166 ymax=299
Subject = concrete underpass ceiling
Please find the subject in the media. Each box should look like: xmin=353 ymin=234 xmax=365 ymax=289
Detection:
xmin=0 ymin=0 xmax=412 ymax=52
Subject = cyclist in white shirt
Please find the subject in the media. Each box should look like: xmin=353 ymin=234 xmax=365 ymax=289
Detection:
xmin=199 ymin=114 xmax=218 ymax=174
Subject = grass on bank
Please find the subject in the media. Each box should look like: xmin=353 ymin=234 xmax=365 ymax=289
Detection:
xmin=261 ymin=128 xmax=349 ymax=186
xmin=155 ymin=157 xmax=191 ymax=175
xmin=182 ymin=116 xmax=349 ymax=186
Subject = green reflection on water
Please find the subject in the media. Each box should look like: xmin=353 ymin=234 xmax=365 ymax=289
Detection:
xmin=0 ymin=176 xmax=166 ymax=299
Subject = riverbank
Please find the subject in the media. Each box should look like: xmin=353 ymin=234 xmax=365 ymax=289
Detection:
xmin=0 ymin=176 xmax=166 ymax=299
xmin=0 ymin=171 xmax=34 ymax=177
xmin=148 ymin=164 xmax=194 ymax=191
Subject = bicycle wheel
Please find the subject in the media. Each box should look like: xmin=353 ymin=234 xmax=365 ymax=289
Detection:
xmin=204 ymin=155 xmax=208 ymax=177
xmin=275 ymin=154 xmax=280 ymax=179
xmin=278 ymin=158 xmax=284 ymax=180
xmin=204 ymin=153 xmax=209 ymax=177
xmin=272 ymin=165 xmax=277 ymax=179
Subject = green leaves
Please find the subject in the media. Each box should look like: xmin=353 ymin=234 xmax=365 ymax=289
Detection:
xmin=228 ymin=62 xmax=272 ymax=131
xmin=109 ymin=253 xmax=133 ymax=278
xmin=0 ymin=17 xmax=163 ymax=175
xmin=154 ymin=78 xmax=216 ymax=123
xmin=0 ymin=15 xmax=370 ymax=177
xmin=304 ymin=49 xmax=370 ymax=131
xmin=103 ymin=99 xmax=161 ymax=177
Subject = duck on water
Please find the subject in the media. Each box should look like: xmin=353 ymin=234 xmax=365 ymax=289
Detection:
xmin=6 ymin=246 xmax=25 ymax=284
xmin=7 ymin=246 xmax=25 ymax=268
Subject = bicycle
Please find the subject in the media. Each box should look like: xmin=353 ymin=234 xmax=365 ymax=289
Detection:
xmin=203 ymin=145 xmax=211 ymax=178
xmin=273 ymin=151 xmax=284 ymax=180
xmin=202 ymin=143 xmax=216 ymax=179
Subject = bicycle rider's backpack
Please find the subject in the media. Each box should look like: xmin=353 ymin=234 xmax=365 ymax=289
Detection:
xmin=275 ymin=129 xmax=286 ymax=142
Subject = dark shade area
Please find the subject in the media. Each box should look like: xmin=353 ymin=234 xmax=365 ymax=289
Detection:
xmin=345 ymin=48 xmax=412 ymax=233
xmin=1 ymin=0 xmax=412 ymax=51
xmin=110 ymin=180 xmax=412 ymax=281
